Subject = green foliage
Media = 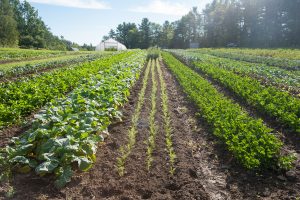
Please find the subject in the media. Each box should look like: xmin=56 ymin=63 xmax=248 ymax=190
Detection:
xmin=0 ymin=0 xmax=78 ymax=50
xmin=0 ymin=53 xmax=111 ymax=78
xmin=104 ymin=1 xmax=300 ymax=48
xmin=191 ymin=48 xmax=300 ymax=70
xmin=170 ymin=50 xmax=300 ymax=134
xmin=162 ymin=51 xmax=291 ymax=170
xmin=105 ymin=47 xmax=117 ymax=51
xmin=178 ymin=49 xmax=300 ymax=95
xmin=0 ymin=0 xmax=18 ymax=47
xmin=0 ymin=52 xmax=131 ymax=128
xmin=156 ymin=59 xmax=176 ymax=175
xmin=146 ymin=59 xmax=158 ymax=170
xmin=0 ymin=50 xmax=146 ymax=188
xmin=278 ymin=154 xmax=297 ymax=170
xmin=0 ymin=48 xmax=76 ymax=62
xmin=147 ymin=47 xmax=160 ymax=60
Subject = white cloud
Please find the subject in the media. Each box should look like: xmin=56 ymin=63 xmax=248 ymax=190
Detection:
xmin=130 ymin=0 xmax=190 ymax=16
xmin=28 ymin=0 xmax=110 ymax=9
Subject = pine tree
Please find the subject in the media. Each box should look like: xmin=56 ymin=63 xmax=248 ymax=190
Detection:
xmin=0 ymin=0 xmax=19 ymax=47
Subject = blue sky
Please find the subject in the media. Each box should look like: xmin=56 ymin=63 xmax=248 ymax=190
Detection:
xmin=28 ymin=0 xmax=212 ymax=45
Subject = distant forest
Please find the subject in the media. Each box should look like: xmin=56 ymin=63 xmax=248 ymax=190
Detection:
xmin=1 ymin=0 xmax=299 ymax=50
xmin=104 ymin=0 xmax=300 ymax=49
xmin=0 ymin=0 xmax=94 ymax=50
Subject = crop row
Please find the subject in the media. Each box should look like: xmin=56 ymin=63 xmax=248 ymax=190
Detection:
xmin=146 ymin=59 xmax=158 ymax=170
xmin=170 ymin=51 xmax=300 ymax=134
xmin=156 ymin=58 xmax=176 ymax=174
xmin=0 ymin=48 xmax=88 ymax=63
xmin=0 ymin=53 xmax=112 ymax=78
xmin=0 ymin=52 xmax=133 ymax=128
xmin=0 ymin=51 xmax=146 ymax=188
xmin=170 ymin=50 xmax=300 ymax=96
xmin=117 ymin=59 xmax=151 ymax=176
xmin=190 ymin=48 xmax=300 ymax=60
xmin=188 ymin=49 xmax=300 ymax=70
xmin=162 ymin=51 xmax=294 ymax=170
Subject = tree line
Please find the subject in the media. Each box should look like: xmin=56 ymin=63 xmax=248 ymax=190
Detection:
xmin=1 ymin=0 xmax=299 ymax=50
xmin=0 ymin=0 xmax=94 ymax=50
xmin=104 ymin=0 xmax=300 ymax=49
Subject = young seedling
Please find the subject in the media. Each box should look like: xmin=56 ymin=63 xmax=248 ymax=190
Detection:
xmin=156 ymin=58 xmax=177 ymax=175
xmin=116 ymin=59 xmax=152 ymax=176
xmin=146 ymin=59 xmax=158 ymax=171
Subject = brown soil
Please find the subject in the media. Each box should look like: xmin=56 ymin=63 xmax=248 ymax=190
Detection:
xmin=0 ymin=61 xmax=299 ymax=200
xmin=0 ymin=124 xmax=30 ymax=147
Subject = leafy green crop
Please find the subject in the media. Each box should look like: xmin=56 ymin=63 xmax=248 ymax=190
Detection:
xmin=156 ymin=58 xmax=176 ymax=175
xmin=169 ymin=50 xmax=300 ymax=95
xmin=187 ymin=48 xmax=300 ymax=70
xmin=169 ymin=50 xmax=300 ymax=134
xmin=0 ymin=50 xmax=146 ymax=188
xmin=146 ymin=59 xmax=158 ymax=170
xmin=0 ymin=52 xmax=133 ymax=128
xmin=162 ymin=51 xmax=294 ymax=170
xmin=0 ymin=48 xmax=88 ymax=63
xmin=0 ymin=53 xmax=113 ymax=78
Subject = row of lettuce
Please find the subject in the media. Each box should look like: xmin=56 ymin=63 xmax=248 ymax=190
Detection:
xmin=0 ymin=50 xmax=146 ymax=188
xmin=188 ymin=48 xmax=300 ymax=70
xmin=0 ymin=52 xmax=132 ymax=128
xmin=169 ymin=50 xmax=300 ymax=134
xmin=0 ymin=53 xmax=113 ymax=78
xmin=162 ymin=52 xmax=296 ymax=170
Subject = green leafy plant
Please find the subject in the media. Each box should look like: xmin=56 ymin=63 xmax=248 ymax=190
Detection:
xmin=0 ymin=53 xmax=112 ymax=78
xmin=0 ymin=52 xmax=132 ymax=128
xmin=147 ymin=47 xmax=160 ymax=60
xmin=169 ymin=49 xmax=300 ymax=134
xmin=0 ymin=51 xmax=146 ymax=188
xmin=162 ymin=51 xmax=293 ymax=170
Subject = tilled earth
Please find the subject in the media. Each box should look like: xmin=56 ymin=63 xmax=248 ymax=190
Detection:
xmin=0 ymin=61 xmax=299 ymax=200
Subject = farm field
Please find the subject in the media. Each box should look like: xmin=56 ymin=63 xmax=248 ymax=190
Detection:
xmin=0 ymin=48 xmax=91 ymax=64
xmin=0 ymin=52 xmax=112 ymax=79
xmin=0 ymin=48 xmax=299 ymax=199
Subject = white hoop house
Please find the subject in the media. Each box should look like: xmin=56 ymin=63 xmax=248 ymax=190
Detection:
xmin=95 ymin=38 xmax=127 ymax=51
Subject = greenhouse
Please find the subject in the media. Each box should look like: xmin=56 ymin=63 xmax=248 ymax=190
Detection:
xmin=95 ymin=38 xmax=127 ymax=51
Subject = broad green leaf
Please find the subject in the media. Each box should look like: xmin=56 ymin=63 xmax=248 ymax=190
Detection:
xmin=72 ymin=156 xmax=92 ymax=171
xmin=54 ymin=166 xmax=73 ymax=188
xmin=10 ymin=156 xmax=29 ymax=165
xmin=35 ymin=159 xmax=59 ymax=174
